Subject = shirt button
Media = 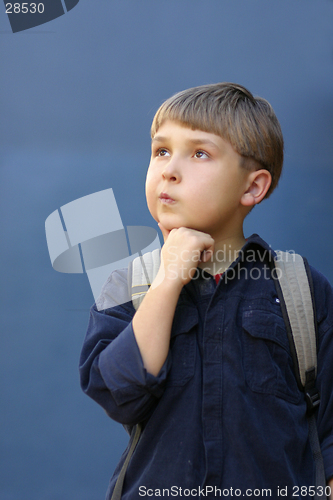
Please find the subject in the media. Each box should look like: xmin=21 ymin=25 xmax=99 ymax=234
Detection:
xmin=275 ymin=298 xmax=280 ymax=304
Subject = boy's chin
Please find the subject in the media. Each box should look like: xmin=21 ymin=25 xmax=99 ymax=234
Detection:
xmin=156 ymin=217 xmax=180 ymax=231
xmin=159 ymin=222 xmax=183 ymax=231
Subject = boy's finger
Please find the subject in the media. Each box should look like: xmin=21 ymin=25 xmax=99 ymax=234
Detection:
xmin=201 ymin=249 xmax=213 ymax=263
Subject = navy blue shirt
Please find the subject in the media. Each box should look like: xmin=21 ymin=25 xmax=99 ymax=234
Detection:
xmin=79 ymin=235 xmax=333 ymax=499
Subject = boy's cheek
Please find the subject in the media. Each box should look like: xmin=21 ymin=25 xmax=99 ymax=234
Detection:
xmin=145 ymin=179 xmax=155 ymax=209
xmin=145 ymin=195 xmax=158 ymax=221
xmin=145 ymin=163 xmax=155 ymax=184
xmin=145 ymin=175 xmax=158 ymax=203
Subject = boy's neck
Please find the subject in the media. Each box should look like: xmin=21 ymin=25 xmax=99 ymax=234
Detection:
xmin=198 ymin=231 xmax=247 ymax=276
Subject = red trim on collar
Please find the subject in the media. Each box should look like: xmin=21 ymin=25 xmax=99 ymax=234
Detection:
xmin=214 ymin=273 xmax=223 ymax=284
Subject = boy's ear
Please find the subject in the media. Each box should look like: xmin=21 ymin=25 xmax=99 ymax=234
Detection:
xmin=241 ymin=169 xmax=272 ymax=207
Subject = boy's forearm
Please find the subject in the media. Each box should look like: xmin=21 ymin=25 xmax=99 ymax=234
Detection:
xmin=132 ymin=272 xmax=183 ymax=376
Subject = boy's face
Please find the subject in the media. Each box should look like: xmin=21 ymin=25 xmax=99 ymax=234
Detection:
xmin=145 ymin=120 xmax=252 ymax=240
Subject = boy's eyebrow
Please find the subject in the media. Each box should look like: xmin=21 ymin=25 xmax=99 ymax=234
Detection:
xmin=151 ymin=136 xmax=219 ymax=149
xmin=151 ymin=135 xmax=168 ymax=143
xmin=186 ymin=138 xmax=219 ymax=149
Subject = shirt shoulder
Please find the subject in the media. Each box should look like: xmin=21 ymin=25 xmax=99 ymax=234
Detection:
xmin=95 ymin=267 xmax=131 ymax=311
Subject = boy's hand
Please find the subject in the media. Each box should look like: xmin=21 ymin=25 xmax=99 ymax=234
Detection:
xmin=157 ymin=223 xmax=215 ymax=287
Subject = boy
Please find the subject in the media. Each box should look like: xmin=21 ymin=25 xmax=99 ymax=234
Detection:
xmin=79 ymin=83 xmax=333 ymax=499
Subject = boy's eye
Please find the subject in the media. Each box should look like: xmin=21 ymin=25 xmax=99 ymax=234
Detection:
xmin=194 ymin=150 xmax=209 ymax=159
xmin=157 ymin=148 xmax=170 ymax=157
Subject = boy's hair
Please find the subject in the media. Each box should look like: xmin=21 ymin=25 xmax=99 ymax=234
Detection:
xmin=151 ymin=82 xmax=284 ymax=198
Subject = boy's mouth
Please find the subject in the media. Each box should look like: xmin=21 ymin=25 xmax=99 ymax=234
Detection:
xmin=159 ymin=192 xmax=175 ymax=204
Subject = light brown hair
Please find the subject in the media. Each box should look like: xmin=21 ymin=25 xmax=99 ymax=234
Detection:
xmin=151 ymin=82 xmax=284 ymax=198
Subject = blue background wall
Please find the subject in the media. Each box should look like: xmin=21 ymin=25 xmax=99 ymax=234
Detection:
xmin=1 ymin=1 xmax=333 ymax=498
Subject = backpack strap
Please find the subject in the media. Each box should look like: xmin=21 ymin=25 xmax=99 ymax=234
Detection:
xmin=273 ymin=252 xmax=317 ymax=392
xmin=129 ymin=249 xmax=161 ymax=310
xmin=273 ymin=251 xmax=326 ymax=492
xmin=110 ymin=424 xmax=142 ymax=500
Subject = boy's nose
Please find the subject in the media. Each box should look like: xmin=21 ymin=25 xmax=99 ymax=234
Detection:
xmin=161 ymin=159 xmax=181 ymax=182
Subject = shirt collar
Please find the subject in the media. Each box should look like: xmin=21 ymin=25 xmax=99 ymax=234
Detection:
xmin=241 ymin=233 xmax=275 ymax=258
xmin=222 ymin=233 xmax=276 ymax=278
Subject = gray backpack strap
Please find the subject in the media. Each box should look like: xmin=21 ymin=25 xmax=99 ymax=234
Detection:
xmin=274 ymin=251 xmax=317 ymax=387
xmin=130 ymin=249 xmax=161 ymax=310
xmin=111 ymin=424 xmax=142 ymax=500
xmin=273 ymin=251 xmax=326 ymax=493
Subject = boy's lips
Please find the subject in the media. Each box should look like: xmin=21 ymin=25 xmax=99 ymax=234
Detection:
xmin=159 ymin=192 xmax=176 ymax=204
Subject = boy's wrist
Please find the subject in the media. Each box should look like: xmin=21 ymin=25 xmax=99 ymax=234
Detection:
xmin=151 ymin=266 xmax=184 ymax=293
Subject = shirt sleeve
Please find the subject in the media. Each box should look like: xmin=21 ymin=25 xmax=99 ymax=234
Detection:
xmin=79 ymin=268 xmax=171 ymax=426
xmin=311 ymin=266 xmax=333 ymax=481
